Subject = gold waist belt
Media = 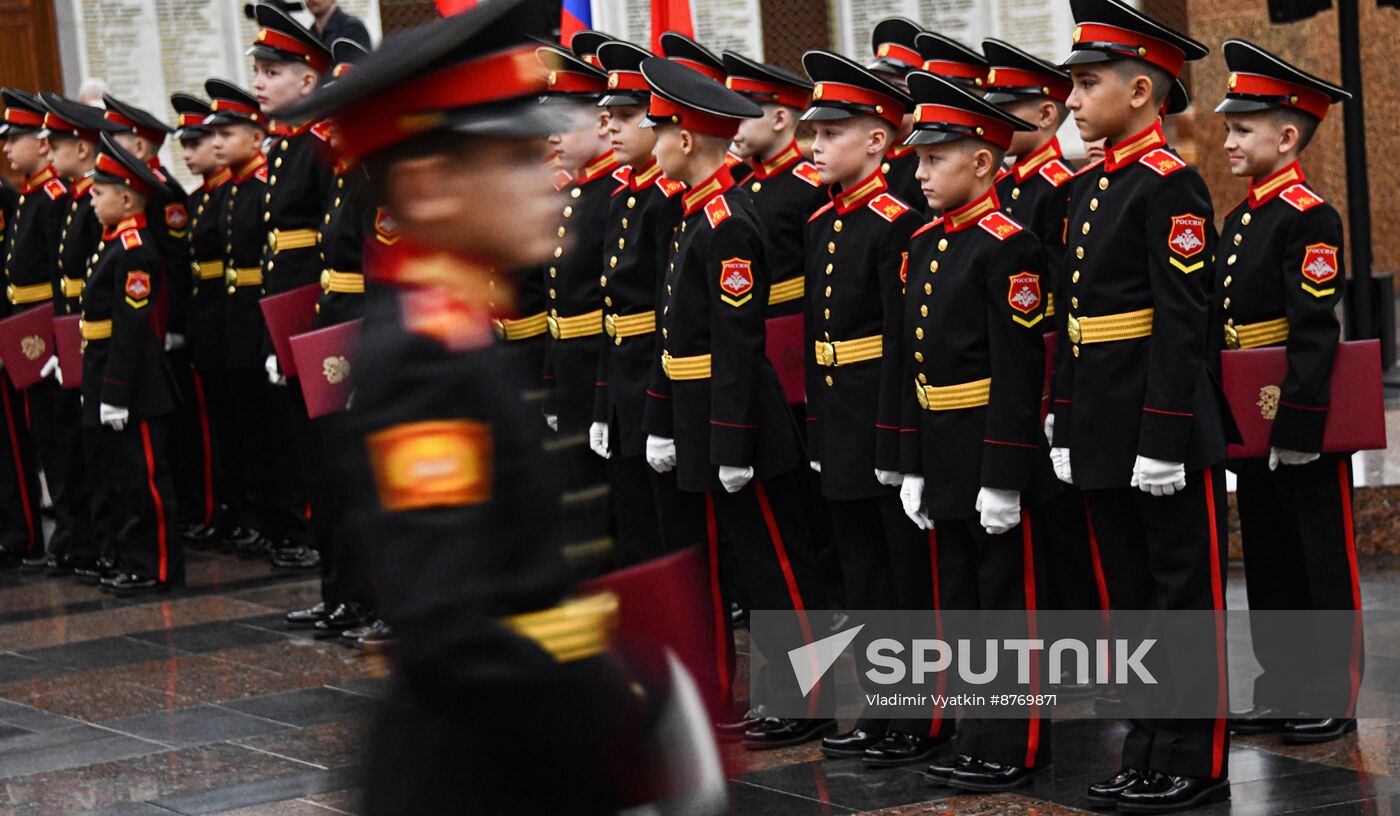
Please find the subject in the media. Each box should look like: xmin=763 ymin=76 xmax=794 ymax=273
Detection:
xmin=1225 ymin=317 xmax=1288 ymax=350
xmin=493 ymin=312 xmax=548 ymax=341
xmin=79 ymin=319 xmax=112 ymax=340
xmin=661 ymin=351 xmax=711 ymax=381
xmin=547 ymin=309 xmax=603 ymax=340
xmin=768 ymin=277 xmax=804 ymax=305
xmin=226 ymin=267 xmax=264 ymax=288
xmin=320 ymin=269 xmax=364 ymax=294
xmin=62 ymin=277 xmax=83 ymax=298
xmin=194 ymin=260 xmax=224 ymax=281
xmin=7 ymin=282 xmax=51 ymax=305
xmin=502 ymin=592 xmax=618 ymax=663
xmin=604 ymin=311 xmax=656 ymax=342
xmin=267 ymin=228 xmax=317 ymax=253
xmin=916 ymin=377 xmax=992 ymax=411
xmin=814 ymin=334 xmax=882 ymax=367
xmin=1066 ymin=307 xmax=1154 ymax=345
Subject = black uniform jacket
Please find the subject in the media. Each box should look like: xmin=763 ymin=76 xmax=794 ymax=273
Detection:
xmin=641 ymin=164 xmax=803 ymax=492
xmin=882 ymin=145 xmax=928 ymax=217
xmin=1213 ymin=161 xmax=1344 ymax=454
xmin=146 ymin=160 xmax=191 ymax=335
xmin=740 ymin=140 xmax=827 ymax=318
xmin=223 ymin=153 xmax=271 ymax=370
xmin=898 ymin=187 xmax=1049 ymax=519
xmin=57 ymin=177 xmax=100 ymax=316
xmin=80 ymin=213 xmax=178 ymax=423
xmin=593 ymin=160 xmax=685 ymax=458
xmin=188 ymin=167 xmax=234 ymax=371
xmin=315 ymin=160 xmax=371 ymax=329
xmin=4 ymin=165 xmax=68 ymax=322
xmin=1050 ymin=122 xmax=1231 ymax=489
xmin=995 ymin=136 xmax=1075 ymax=322
xmin=804 ymin=168 xmax=921 ymax=500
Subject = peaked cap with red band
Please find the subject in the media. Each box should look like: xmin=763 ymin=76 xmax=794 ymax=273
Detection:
xmin=801 ymin=49 xmax=911 ymax=130
xmin=91 ymin=132 xmax=163 ymax=197
xmin=0 ymin=89 xmax=46 ymax=136
xmin=981 ymin=38 xmax=1072 ymax=104
xmin=638 ymin=56 xmax=761 ymax=140
xmin=867 ymin=17 xmax=925 ymax=79
xmin=659 ymin=32 xmax=727 ymax=82
xmin=248 ymin=2 xmax=333 ymax=74
xmin=273 ymin=0 xmax=557 ymax=162
xmin=170 ymin=93 xmax=213 ymax=140
xmin=915 ymin=32 xmax=988 ymax=88
xmin=204 ymin=79 xmax=267 ymax=130
xmin=903 ymin=70 xmax=1034 ymax=151
xmin=1063 ymin=0 xmax=1208 ymax=79
xmin=37 ymin=93 xmax=123 ymax=142
xmin=102 ymin=94 xmax=174 ymax=145
xmin=596 ymin=40 xmax=654 ymax=107
xmin=329 ymin=37 xmax=371 ymax=80
xmin=570 ymin=30 xmax=615 ymax=68
xmin=1216 ymin=39 xmax=1349 ymax=122
xmin=538 ymin=43 xmax=609 ymax=99
xmin=722 ymin=50 xmax=813 ymax=111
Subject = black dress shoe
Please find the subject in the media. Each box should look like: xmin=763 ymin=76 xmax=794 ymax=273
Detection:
xmin=863 ymin=732 xmax=947 ymax=767
xmin=109 ymin=574 xmax=172 ymax=597
xmin=1085 ymin=767 xmax=1143 ymax=807
xmin=19 ymin=554 xmax=48 ymax=572
xmin=741 ymin=717 xmax=837 ymax=750
xmin=926 ymin=753 xmax=975 ymax=785
xmin=1229 ymin=705 xmax=1287 ymax=735
xmin=271 ymin=545 xmax=321 ymax=569
xmin=730 ymin=602 xmax=748 ymax=629
xmin=225 ymin=526 xmax=260 ymax=548
xmin=715 ymin=706 xmax=767 ymax=741
xmin=819 ymin=727 xmax=886 ymax=758
xmin=75 ymin=560 xmax=119 ymax=585
xmin=313 ymin=603 xmax=369 ymax=637
xmin=284 ymin=602 xmax=327 ymax=627
xmin=945 ymin=759 xmax=1045 ymax=792
xmin=356 ymin=619 xmax=395 ymax=652
xmin=1115 ymin=772 xmax=1229 ymax=813
xmin=1281 ymin=717 xmax=1356 ymax=744
xmin=44 ymin=555 xmax=74 ymax=576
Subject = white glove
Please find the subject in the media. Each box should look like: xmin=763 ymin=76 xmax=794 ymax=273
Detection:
xmin=718 ymin=465 xmax=754 ymax=493
xmin=1043 ymin=413 xmax=1054 ymax=446
xmin=39 ymin=356 xmax=58 ymax=384
xmin=1130 ymin=455 xmax=1186 ymax=496
xmin=164 ymin=333 xmax=186 ymax=352
xmin=544 ymin=413 xmax=558 ymax=432
xmin=99 ymin=402 xmax=129 ymax=431
xmin=1050 ymin=447 xmax=1073 ymax=484
xmin=265 ymin=354 xmax=286 ymax=386
xmin=1269 ymin=447 xmax=1320 ymax=471
xmin=976 ymin=487 xmax=1021 ymax=536
xmin=809 ymin=460 xmax=821 ymax=473
xmin=588 ymin=421 xmax=610 ymax=459
xmin=645 ymin=435 xmax=676 ymax=473
xmin=899 ymin=474 xmax=934 ymax=530
xmin=875 ymin=469 xmax=903 ymax=487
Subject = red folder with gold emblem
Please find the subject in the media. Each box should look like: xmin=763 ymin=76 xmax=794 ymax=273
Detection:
xmin=1221 ymin=339 xmax=1385 ymax=459
xmin=290 ymin=319 xmax=362 ymax=418
xmin=258 ymin=284 xmax=322 ymax=379
xmin=765 ymin=314 xmax=805 ymax=404
xmin=53 ymin=315 xmax=82 ymax=390
xmin=0 ymin=306 xmax=56 ymax=390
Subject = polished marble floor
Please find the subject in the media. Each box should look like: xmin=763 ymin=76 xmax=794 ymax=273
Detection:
xmin=0 ymin=551 xmax=1396 ymax=815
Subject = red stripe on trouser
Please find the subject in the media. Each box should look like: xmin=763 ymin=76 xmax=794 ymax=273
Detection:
xmin=190 ymin=371 xmax=215 ymax=525
xmin=1083 ymin=502 xmax=1111 ymax=621
xmin=139 ymin=421 xmax=169 ymax=583
xmin=1022 ymin=512 xmax=1041 ymax=767
xmin=0 ymin=386 xmax=35 ymax=553
xmin=752 ymin=481 xmax=819 ymax=717
xmin=1339 ymin=459 xmax=1362 ymax=718
xmin=928 ymin=528 xmax=946 ymax=737
xmin=1204 ymin=468 xmax=1226 ymax=779
xmin=703 ymin=492 xmax=731 ymax=705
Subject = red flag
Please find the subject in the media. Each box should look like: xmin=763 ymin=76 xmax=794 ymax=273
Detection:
xmin=651 ymin=0 xmax=694 ymax=54
xmin=434 ymin=0 xmax=478 ymax=15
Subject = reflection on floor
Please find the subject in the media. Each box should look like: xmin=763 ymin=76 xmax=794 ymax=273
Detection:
xmin=0 ymin=551 xmax=1396 ymax=814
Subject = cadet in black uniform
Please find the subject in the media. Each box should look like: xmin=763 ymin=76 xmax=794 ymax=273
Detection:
xmin=638 ymin=56 xmax=834 ymax=749
xmin=795 ymin=50 xmax=938 ymax=767
xmin=35 ymin=94 xmax=123 ymax=576
xmin=1052 ymin=1 xmax=1232 ymax=810
xmin=0 ymin=89 xmax=82 ymax=572
xmin=588 ymin=39 xmax=698 ymax=563
xmin=249 ymin=3 xmax=336 ymax=573
xmin=83 ymin=134 xmax=181 ymax=596
xmin=896 ymin=71 xmax=1051 ymax=791
xmin=280 ymin=3 xmax=650 ymax=810
xmin=864 ymin=18 xmax=926 ymax=211
xmin=1212 ymin=41 xmax=1359 ymax=745
xmin=205 ymin=79 xmax=273 ymax=559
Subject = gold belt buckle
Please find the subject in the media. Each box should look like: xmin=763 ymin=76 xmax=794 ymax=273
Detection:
xmin=1066 ymin=314 xmax=1082 ymax=345
xmin=267 ymin=232 xmax=279 ymax=253
xmin=1223 ymin=324 xmax=1240 ymax=350
xmin=320 ymin=269 xmax=331 ymax=292
xmin=492 ymin=318 xmax=507 ymax=340
xmin=661 ymin=351 xmax=673 ymax=378
xmin=815 ymin=341 xmax=835 ymax=367
xmin=225 ymin=268 xmax=237 ymax=285
xmin=547 ymin=315 xmax=561 ymax=339
xmin=604 ymin=314 xmax=617 ymax=338
xmin=915 ymin=382 xmax=930 ymax=410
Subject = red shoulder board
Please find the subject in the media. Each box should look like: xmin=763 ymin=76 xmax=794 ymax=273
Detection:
xmin=1280 ymin=184 xmax=1324 ymax=212
xmin=704 ymin=195 xmax=732 ymax=229
xmin=400 ymin=287 xmax=494 ymax=352
xmin=868 ymin=192 xmax=910 ymax=223
xmin=165 ymin=203 xmax=189 ymax=230
xmin=1039 ymin=160 xmax=1074 ymax=188
xmin=42 ymin=179 xmax=66 ymax=200
xmin=911 ymin=217 xmax=943 ymax=239
xmin=793 ymin=162 xmax=822 ymax=187
xmin=977 ymin=211 xmax=1023 ymax=241
xmin=807 ymin=201 xmax=835 ymax=223
xmin=310 ymin=121 xmax=333 ymax=142
xmin=657 ymin=178 xmax=686 ymax=197
xmin=124 ymin=270 xmax=152 ymax=301
xmin=1140 ymin=148 xmax=1186 ymax=176
xmin=120 ymin=229 xmax=143 ymax=250
xmin=254 ymin=166 xmax=268 ymax=183
xmin=374 ymin=208 xmax=400 ymax=246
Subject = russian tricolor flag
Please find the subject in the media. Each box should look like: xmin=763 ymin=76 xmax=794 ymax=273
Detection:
xmin=651 ymin=0 xmax=694 ymax=53
xmin=560 ymin=0 xmax=592 ymax=46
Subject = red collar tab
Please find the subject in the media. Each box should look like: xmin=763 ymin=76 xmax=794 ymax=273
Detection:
xmin=102 ymin=212 xmax=147 ymax=240
xmin=254 ymin=26 xmax=332 ymax=74
xmin=986 ymin=66 xmax=1071 ymax=102
xmin=72 ymin=176 xmax=94 ymax=198
xmin=1011 ymin=137 xmax=1064 ymax=182
xmin=875 ymin=42 xmax=922 ymax=70
xmin=753 ymin=141 xmax=803 ymax=179
xmin=1249 ymin=160 xmax=1306 ymax=207
xmin=232 ymin=152 xmax=267 ymax=183
xmin=912 ymin=103 xmax=1015 ymax=151
xmin=725 ymin=76 xmax=809 ymax=110
xmin=1226 ymin=72 xmax=1332 ymax=121
xmin=886 ymin=144 xmax=915 ymax=160
xmin=629 ymin=160 xmax=663 ymax=191
xmin=810 ymin=81 xmax=906 ymax=129
xmin=335 ymin=44 xmax=545 ymax=162
xmin=575 ymin=151 xmax=618 ymax=185
xmin=681 ymin=165 xmax=735 ymax=216
xmin=1104 ymin=121 xmax=1167 ymax=173
xmin=21 ymin=165 xmax=56 ymax=193
xmin=1071 ymin=23 xmax=1186 ymax=78
xmin=269 ymin=120 xmax=312 ymax=137
xmin=646 ymin=94 xmax=743 ymax=139
xmin=833 ymin=168 xmax=888 ymax=214
xmin=204 ymin=167 xmax=233 ymax=190
xmin=943 ymin=185 xmax=1001 ymax=233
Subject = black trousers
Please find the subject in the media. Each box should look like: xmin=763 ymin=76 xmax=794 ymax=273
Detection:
xmin=1084 ymin=467 xmax=1230 ymax=780
xmin=0 ymin=379 xmax=42 ymax=557
xmin=688 ymin=469 xmax=830 ymax=716
xmin=931 ymin=514 xmax=1051 ymax=768
xmin=313 ymin=412 xmax=373 ymax=607
xmin=606 ymin=453 xmax=703 ymax=566
xmin=1236 ymin=454 xmax=1362 ymax=717
xmin=84 ymin=426 xmax=119 ymax=564
xmin=261 ymin=381 xmax=310 ymax=547
xmin=100 ymin=416 xmax=181 ymax=584
xmin=168 ymin=357 xmax=218 ymax=528
xmin=829 ymin=493 xmax=935 ymax=736
xmin=27 ymin=381 xmax=91 ymax=560
xmin=1040 ymin=486 xmax=1108 ymax=613
xmin=226 ymin=367 xmax=268 ymax=535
